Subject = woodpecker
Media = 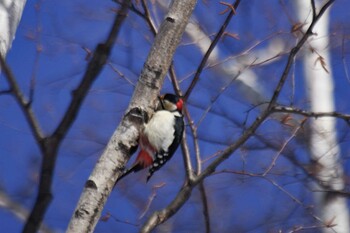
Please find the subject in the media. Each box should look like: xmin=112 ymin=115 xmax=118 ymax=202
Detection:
xmin=117 ymin=93 xmax=184 ymax=182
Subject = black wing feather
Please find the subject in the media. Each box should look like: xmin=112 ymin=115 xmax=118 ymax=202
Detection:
xmin=147 ymin=115 xmax=184 ymax=181
xmin=114 ymin=163 xmax=143 ymax=186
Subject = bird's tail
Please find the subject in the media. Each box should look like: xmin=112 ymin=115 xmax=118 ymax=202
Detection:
xmin=114 ymin=163 xmax=142 ymax=187
xmin=114 ymin=150 xmax=152 ymax=186
xmin=116 ymin=163 xmax=141 ymax=181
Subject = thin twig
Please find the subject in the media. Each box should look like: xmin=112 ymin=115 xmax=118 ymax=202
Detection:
xmin=0 ymin=190 xmax=54 ymax=233
xmin=0 ymin=89 xmax=13 ymax=95
xmin=22 ymin=2 xmax=131 ymax=232
xmin=311 ymin=0 xmax=317 ymax=21
xmin=100 ymin=212 xmax=139 ymax=227
xmin=341 ymin=36 xmax=350 ymax=83
xmin=139 ymin=182 xmax=166 ymax=219
xmin=272 ymin=105 xmax=350 ymax=125
xmin=196 ymin=69 xmax=242 ymax=128
xmin=218 ymin=170 xmax=326 ymax=225
xmin=169 ymin=66 xmax=195 ymax=180
xmin=199 ymin=182 xmax=211 ymax=233
xmin=53 ymin=2 xmax=129 ymax=143
xmin=184 ymin=0 xmax=242 ymax=100
xmin=267 ymin=0 xmax=335 ymax=109
xmin=134 ymin=1 xmax=197 ymax=181
xmin=29 ymin=2 xmax=44 ymax=105
xmin=141 ymin=0 xmax=157 ymax=35
xmin=107 ymin=62 xmax=136 ymax=86
xmin=0 ymin=55 xmax=44 ymax=142
xmin=263 ymin=118 xmax=306 ymax=176
xmin=140 ymin=2 xmax=335 ymax=232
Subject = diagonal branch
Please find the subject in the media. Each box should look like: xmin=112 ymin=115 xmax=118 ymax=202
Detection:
xmin=272 ymin=105 xmax=350 ymax=125
xmin=267 ymin=0 xmax=335 ymax=109
xmin=0 ymin=190 xmax=53 ymax=233
xmin=198 ymin=0 xmax=335 ymax=184
xmin=0 ymin=55 xmax=44 ymax=143
xmin=169 ymin=66 xmax=196 ymax=180
xmin=141 ymin=1 xmax=335 ymax=232
xmin=52 ymin=2 xmax=129 ymax=143
xmin=21 ymin=2 xmax=131 ymax=233
xmin=184 ymin=0 xmax=242 ymax=100
xmin=136 ymin=0 xmax=196 ymax=181
xmin=67 ymin=1 xmax=198 ymax=232
xmin=262 ymin=118 xmax=306 ymax=176
xmin=140 ymin=0 xmax=158 ymax=35
xmin=128 ymin=0 xmax=198 ymax=182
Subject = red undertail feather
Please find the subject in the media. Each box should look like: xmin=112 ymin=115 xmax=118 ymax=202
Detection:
xmin=135 ymin=150 xmax=153 ymax=168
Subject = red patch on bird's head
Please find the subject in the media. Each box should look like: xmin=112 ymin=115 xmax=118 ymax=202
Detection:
xmin=176 ymin=98 xmax=183 ymax=112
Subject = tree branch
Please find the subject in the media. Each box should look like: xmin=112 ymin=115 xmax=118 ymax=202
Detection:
xmin=199 ymin=182 xmax=211 ymax=233
xmin=0 ymin=55 xmax=44 ymax=143
xmin=184 ymin=0 xmax=242 ymax=100
xmin=140 ymin=1 xmax=335 ymax=231
xmin=53 ymin=2 xmax=129 ymax=143
xmin=272 ymin=105 xmax=350 ymax=124
xmin=267 ymin=0 xmax=335 ymax=109
xmin=140 ymin=182 xmax=193 ymax=233
xmin=21 ymin=2 xmax=131 ymax=233
xmin=134 ymin=0 xmax=196 ymax=182
xmin=0 ymin=190 xmax=53 ymax=233
xmin=67 ymin=1 xmax=197 ymax=232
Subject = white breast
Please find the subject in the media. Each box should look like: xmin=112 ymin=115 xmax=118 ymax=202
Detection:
xmin=143 ymin=110 xmax=177 ymax=152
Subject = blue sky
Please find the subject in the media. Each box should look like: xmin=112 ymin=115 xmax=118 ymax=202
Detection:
xmin=1 ymin=0 xmax=350 ymax=232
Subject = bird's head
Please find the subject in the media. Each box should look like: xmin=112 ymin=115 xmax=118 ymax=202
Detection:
xmin=159 ymin=93 xmax=183 ymax=112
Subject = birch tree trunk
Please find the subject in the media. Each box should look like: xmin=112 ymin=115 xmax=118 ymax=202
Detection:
xmin=294 ymin=1 xmax=350 ymax=232
xmin=66 ymin=1 xmax=197 ymax=232
xmin=0 ymin=0 xmax=26 ymax=58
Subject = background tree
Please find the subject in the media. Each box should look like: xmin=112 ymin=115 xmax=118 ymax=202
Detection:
xmin=1 ymin=0 xmax=350 ymax=233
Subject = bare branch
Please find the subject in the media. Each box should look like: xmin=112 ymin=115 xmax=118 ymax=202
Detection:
xmin=190 ymin=114 xmax=201 ymax=175
xmin=139 ymin=183 xmax=166 ymax=219
xmin=311 ymin=0 xmax=316 ymax=21
xmin=263 ymin=118 xmax=306 ymax=176
xmin=219 ymin=1 xmax=237 ymax=15
xmin=140 ymin=182 xmax=193 ymax=233
xmin=130 ymin=1 xmax=197 ymax=181
xmin=199 ymin=182 xmax=211 ymax=233
xmin=53 ymin=2 xmax=129 ymax=143
xmin=22 ymin=2 xmax=131 ymax=233
xmin=184 ymin=0 xmax=242 ymax=100
xmin=218 ymin=170 xmax=326 ymax=225
xmin=196 ymin=68 xmax=242 ymax=128
xmin=341 ymin=36 xmax=350 ymax=83
xmin=67 ymin=1 xmax=198 ymax=232
xmin=272 ymin=105 xmax=350 ymax=124
xmin=141 ymin=0 xmax=158 ymax=35
xmin=141 ymin=1 xmax=335 ymax=231
xmin=0 ymin=55 xmax=44 ymax=142
xmin=0 ymin=190 xmax=53 ymax=233
xmin=169 ymin=66 xmax=196 ymax=180
xmin=267 ymin=0 xmax=335 ymax=109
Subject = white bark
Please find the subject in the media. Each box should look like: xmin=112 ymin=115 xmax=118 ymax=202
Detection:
xmin=66 ymin=1 xmax=197 ymax=232
xmin=294 ymin=1 xmax=349 ymax=232
xmin=0 ymin=0 xmax=26 ymax=57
